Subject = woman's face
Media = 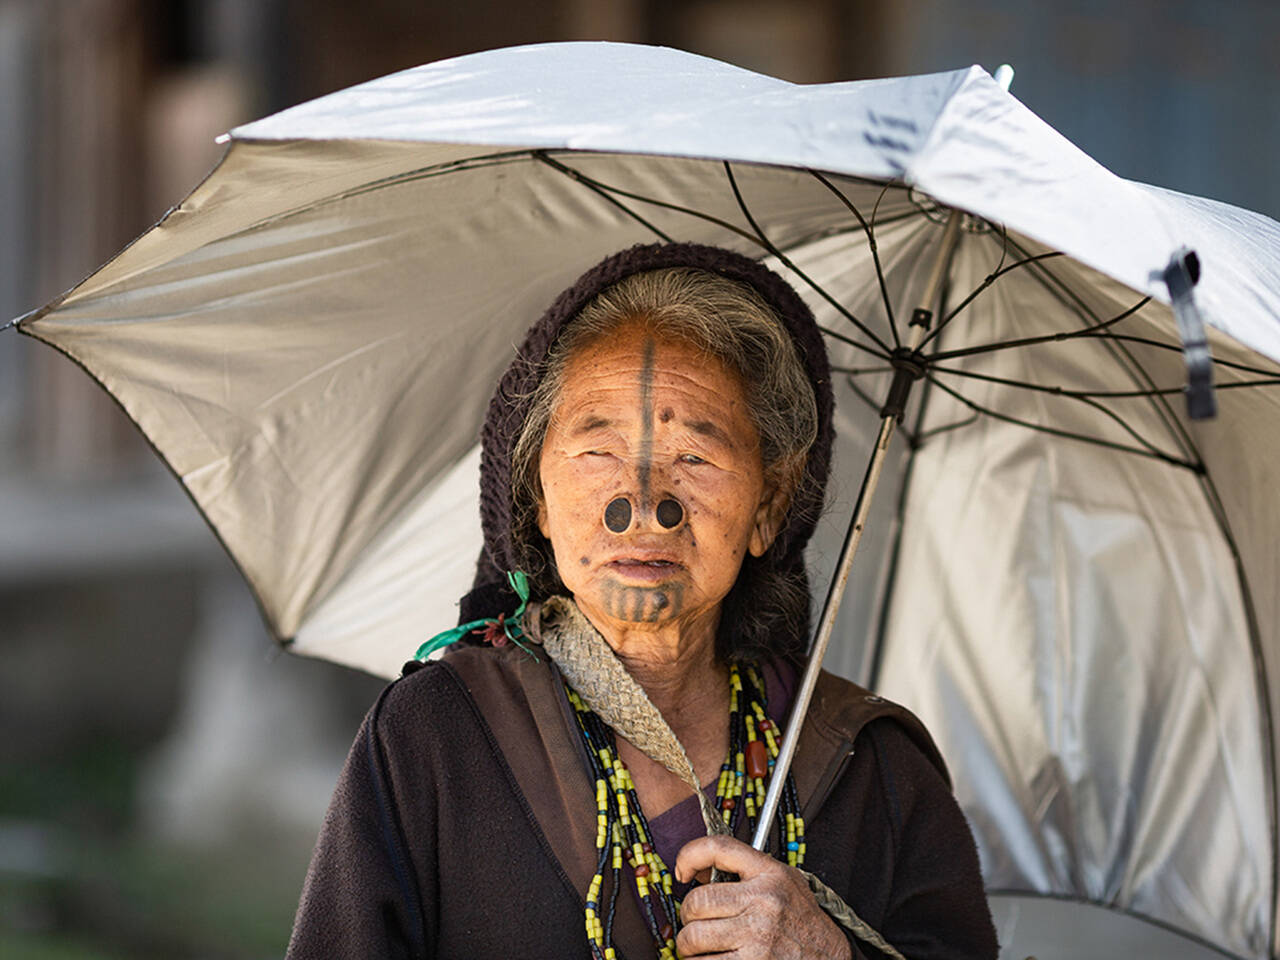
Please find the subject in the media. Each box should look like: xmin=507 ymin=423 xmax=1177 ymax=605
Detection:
xmin=538 ymin=321 xmax=783 ymax=641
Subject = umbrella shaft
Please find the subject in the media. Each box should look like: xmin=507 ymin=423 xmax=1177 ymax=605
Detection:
xmin=752 ymin=209 xmax=962 ymax=852
xmin=752 ymin=414 xmax=898 ymax=850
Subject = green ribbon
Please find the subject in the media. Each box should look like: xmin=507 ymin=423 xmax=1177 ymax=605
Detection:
xmin=413 ymin=570 xmax=537 ymax=662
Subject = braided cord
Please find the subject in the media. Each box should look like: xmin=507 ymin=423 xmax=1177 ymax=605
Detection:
xmin=801 ymin=870 xmax=907 ymax=960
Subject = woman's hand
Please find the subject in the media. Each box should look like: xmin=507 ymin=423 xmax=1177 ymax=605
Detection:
xmin=674 ymin=835 xmax=852 ymax=959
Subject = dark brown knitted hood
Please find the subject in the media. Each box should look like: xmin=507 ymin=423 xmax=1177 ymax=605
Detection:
xmin=460 ymin=242 xmax=835 ymax=635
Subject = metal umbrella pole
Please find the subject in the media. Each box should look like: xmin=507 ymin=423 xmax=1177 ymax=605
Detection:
xmin=752 ymin=207 xmax=964 ymax=852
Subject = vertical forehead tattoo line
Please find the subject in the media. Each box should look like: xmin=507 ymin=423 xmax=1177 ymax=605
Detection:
xmin=638 ymin=338 xmax=655 ymax=504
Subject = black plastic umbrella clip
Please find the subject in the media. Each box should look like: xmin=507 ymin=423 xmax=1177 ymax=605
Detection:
xmin=1161 ymin=247 xmax=1217 ymax=421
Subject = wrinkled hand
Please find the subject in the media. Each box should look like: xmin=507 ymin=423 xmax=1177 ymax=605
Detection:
xmin=674 ymin=835 xmax=852 ymax=959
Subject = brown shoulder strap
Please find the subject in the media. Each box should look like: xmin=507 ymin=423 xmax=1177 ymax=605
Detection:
xmin=443 ymin=646 xmax=652 ymax=957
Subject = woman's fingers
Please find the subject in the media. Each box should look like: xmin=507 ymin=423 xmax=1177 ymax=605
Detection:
xmin=674 ymin=834 xmax=781 ymax=885
xmin=674 ymin=835 xmax=852 ymax=960
xmin=676 ymin=913 xmax=749 ymax=956
xmin=680 ymin=872 xmax=754 ymax=922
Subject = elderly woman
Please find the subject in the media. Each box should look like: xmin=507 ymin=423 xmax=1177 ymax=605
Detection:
xmin=287 ymin=244 xmax=997 ymax=960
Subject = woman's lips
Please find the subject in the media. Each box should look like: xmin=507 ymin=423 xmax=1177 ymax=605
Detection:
xmin=605 ymin=558 xmax=682 ymax=583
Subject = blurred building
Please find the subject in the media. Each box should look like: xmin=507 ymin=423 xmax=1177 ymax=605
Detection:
xmin=0 ymin=0 xmax=1275 ymax=957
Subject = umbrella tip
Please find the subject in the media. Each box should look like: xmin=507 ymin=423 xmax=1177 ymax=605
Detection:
xmin=993 ymin=64 xmax=1015 ymax=91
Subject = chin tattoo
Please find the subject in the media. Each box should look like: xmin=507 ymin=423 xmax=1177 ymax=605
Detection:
xmin=600 ymin=578 xmax=686 ymax=623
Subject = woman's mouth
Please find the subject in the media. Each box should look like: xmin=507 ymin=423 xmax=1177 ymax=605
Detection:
xmin=606 ymin=558 xmax=681 ymax=582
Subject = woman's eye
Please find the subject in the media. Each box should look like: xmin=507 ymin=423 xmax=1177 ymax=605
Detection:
xmin=679 ymin=454 xmax=706 ymax=465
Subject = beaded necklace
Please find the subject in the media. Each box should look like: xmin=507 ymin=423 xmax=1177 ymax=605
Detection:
xmin=567 ymin=662 xmax=806 ymax=960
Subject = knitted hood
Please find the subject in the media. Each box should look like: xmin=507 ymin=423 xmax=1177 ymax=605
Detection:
xmin=460 ymin=242 xmax=835 ymax=640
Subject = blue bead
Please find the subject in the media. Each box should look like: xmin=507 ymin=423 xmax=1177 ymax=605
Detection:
xmin=787 ymin=841 xmax=799 ymax=851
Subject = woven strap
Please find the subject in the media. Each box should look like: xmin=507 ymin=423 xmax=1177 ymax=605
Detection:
xmin=532 ymin=596 xmax=731 ymax=839
xmin=801 ymin=869 xmax=908 ymax=960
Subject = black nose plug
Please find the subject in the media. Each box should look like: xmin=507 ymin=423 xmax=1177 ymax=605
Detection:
xmin=656 ymin=498 xmax=683 ymax=529
xmin=604 ymin=497 xmax=632 ymax=533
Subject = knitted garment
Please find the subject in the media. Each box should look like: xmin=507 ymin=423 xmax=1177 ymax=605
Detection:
xmin=460 ymin=242 xmax=835 ymax=626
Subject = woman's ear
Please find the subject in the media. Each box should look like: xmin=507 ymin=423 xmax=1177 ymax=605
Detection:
xmin=748 ymin=479 xmax=790 ymax=558
xmin=537 ymin=498 xmax=550 ymax=539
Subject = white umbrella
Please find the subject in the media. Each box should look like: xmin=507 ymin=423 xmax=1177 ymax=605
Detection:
xmin=13 ymin=41 xmax=1280 ymax=958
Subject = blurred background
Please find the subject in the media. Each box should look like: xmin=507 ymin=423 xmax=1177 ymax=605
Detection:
xmin=0 ymin=0 xmax=1276 ymax=957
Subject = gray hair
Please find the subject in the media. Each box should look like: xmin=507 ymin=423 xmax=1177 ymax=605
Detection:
xmin=509 ymin=266 xmax=820 ymax=660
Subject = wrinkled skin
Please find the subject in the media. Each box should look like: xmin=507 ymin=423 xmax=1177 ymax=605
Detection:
xmin=676 ymin=836 xmax=852 ymax=960
xmin=538 ymin=321 xmax=846 ymax=959
xmin=537 ymin=323 xmax=783 ymax=646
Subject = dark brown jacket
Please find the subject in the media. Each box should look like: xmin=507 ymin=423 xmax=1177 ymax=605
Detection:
xmin=287 ymin=645 xmax=997 ymax=959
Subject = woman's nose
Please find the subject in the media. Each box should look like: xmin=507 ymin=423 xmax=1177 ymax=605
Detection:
xmin=602 ymin=496 xmax=685 ymax=533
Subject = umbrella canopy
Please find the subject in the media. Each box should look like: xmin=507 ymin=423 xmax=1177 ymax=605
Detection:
xmin=16 ymin=41 xmax=1280 ymax=958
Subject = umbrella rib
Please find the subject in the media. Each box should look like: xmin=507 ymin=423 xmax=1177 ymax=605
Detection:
xmin=990 ymin=222 xmax=1011 ymax=276
xmin=819 ymin=325 xmax=890 ymax=361
xmin=830 ymin=364 xmax=895 ymax=376
xmin=534 ymin=151 xmax=757 ymax=244
xmin=929 ymin=363 xmax=1280 ymax=399
xmin=723 ymin=161 xmax=894 ymax=356
xmin=806 ymin=170 xmax=899 ymax=346
xmin=213 ymin=149 xmax=544 ymax=233
xmin=533 ymin=152 xmax=675 ymax=243
xmin=914 ymin=411 xmax=981 ymax=442
xmin=537 ymin=153 xmax=891 ymax=360
xmin=1078 ymin=332 xmax=1280 ymax=378
xmin=916 ymin=250 xmax=1066 ymax=351
xmin=926 ymin=363 xmax=1221 ymax=463
xmin=1008 ymin=242 xmax=1203 ymax=465
xmin=925 ymin=295 xmax=1152 ymax=362
xmin=922 ymin=373 xmax=1201 ymax=472
xmin=868 ymin=181 xmax=902 ymax=349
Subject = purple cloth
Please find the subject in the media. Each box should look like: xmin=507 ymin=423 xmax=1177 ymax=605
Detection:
xmin=646 ymin=658 xmax=798 ymax=899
